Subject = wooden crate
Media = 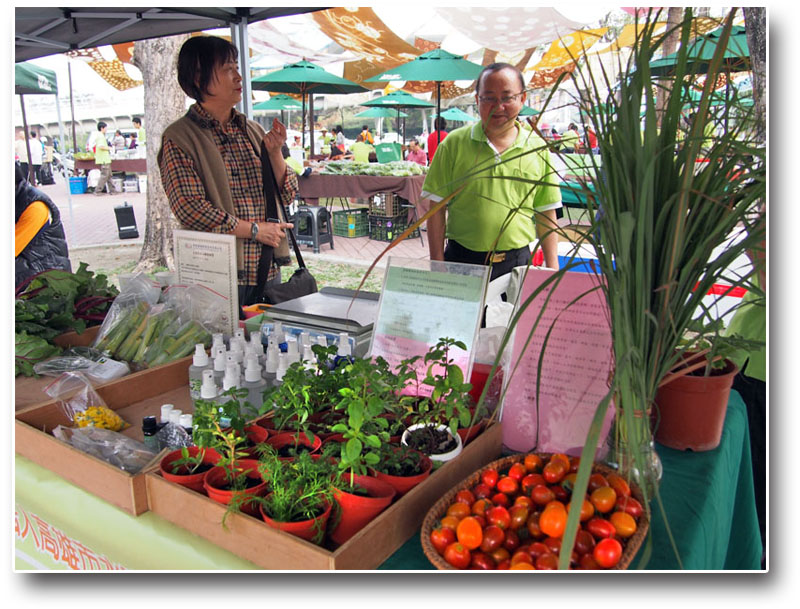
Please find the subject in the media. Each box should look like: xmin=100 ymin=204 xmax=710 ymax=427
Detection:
xmin=14 ymin=356 xmax=193 ymax=515
xmin=146 ymin=423 xmax=503 ymax=570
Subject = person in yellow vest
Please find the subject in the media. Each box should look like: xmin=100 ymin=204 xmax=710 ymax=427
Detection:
xmin=350 ymin=139 xmax=374 ymax=163
xmin=133 ymin=117 xmax=146 ymax=146
xmin=93 ymin=122 xmax=119 ymax=195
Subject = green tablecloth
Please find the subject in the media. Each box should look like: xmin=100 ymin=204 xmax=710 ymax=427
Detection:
xmin=379 ymin=390 xmax=761 ymax=570
xmin=14 ymin=392 xmax=760 ymax=571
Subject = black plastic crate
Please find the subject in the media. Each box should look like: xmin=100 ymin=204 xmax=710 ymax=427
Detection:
xmin=332 ymin=208 xmax=369 ymax=238
xmin=368 ymin=213 xmax=419 ymax=242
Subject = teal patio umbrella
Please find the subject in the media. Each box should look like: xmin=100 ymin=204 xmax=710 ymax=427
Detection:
xmin=252 ymin=60 xmax=367 ymax=153
xmin=366 ymin=49 xmax=484 ymax=147
xmin=253 ymin=94 xmax=303 ymax=126
xmin=518 ymin=106 xmax=540 ymax=117
xmin=355 ymin=107 xmax=408 ymax=138
xmin=362 ymin=90 xmax=434 ymax=144
xmin=649 ymin=24 xmax=750 ymax=77
xmin=432 ymin=107 xmax=478 ymax=122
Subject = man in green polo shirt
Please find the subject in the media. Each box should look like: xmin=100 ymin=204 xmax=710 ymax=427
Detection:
xmin=421 ymin=62 xmax=561 ymax=279
xmin=93 ymin=122 xmax=119 ymax=196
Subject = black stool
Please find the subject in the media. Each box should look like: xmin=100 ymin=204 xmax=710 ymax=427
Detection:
xmin=291 ymin=205 xmax=334 ymax=254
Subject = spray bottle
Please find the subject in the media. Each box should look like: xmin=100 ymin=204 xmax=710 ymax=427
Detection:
xmin=188 ymin=344 xmax=212 ymax=400
xmin=242 ymin=354 xmax=267 ymax=419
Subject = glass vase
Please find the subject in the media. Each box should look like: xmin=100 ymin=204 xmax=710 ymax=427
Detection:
xmin=603 ymin=409 xmax=663 ymax=500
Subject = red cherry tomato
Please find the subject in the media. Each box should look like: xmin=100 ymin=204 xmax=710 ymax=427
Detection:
xmin=527 ymin=542 xmax=550 ymax=559
xmin=531 ymin=484 xmax=556 ymax=506
xmin=509 ymin=505 xmax=530 ymax=531
xmin=503 ymin=528 xmax=521 ymax=552
xmin=454 ymin=489 xmax=476 ymax=506
xmin=481 ymin=468 xmax=499 ymax=489
xmin=479 ymin=525 xmax=506 ymax=553
xmin=521 ymin=473 xmax=547 ymax=494
xmin=542 ymin=460 xmax=568 ymax=484
xmin=510 ymin=549 xmax=533 ymax=566
xmin=526 ymin=512 xmax=544 ymax=539
xmin=470 ymin=551 xmax=496 ymax=570
xmin=578 ymin=554 xmax=601 ymax=570
xmin=430 ymin=526 xmax=456 ymax=555
xmin=513 ymin=496 xmax=534 ymax=510
xmin=507 ymin=462 xmax=527 ymax=482
xmin=550 ymin=484 xmax=570 ymax=503
xmin=587 ymin=473 xmax=609 ymax=492
xmin=586 ymin=517 xmax=616 ymax=539
xmin=490 ymin=547 xmax=510 ymax=565
xmin=472 ymin=483 xmax=492 ymax=499
xmin=496 ymin=476 xmax=519 ymax=495
xmin=574 ymin=529 xmax=596 ymax=555
xmin=535 ymin=552 xmax=559 ymax=570
xmin=496 ymin=559 xmax=511 ymax=570
xmin=593 ymin=537 xmax=623 ymax=568
xmin=543 ymin=536 xmax=562 ymax=556
xmin=443 ymin=542 xmax=471 ymax=569
xmin=486 ymin=505 xmax=511 ymax=530
xmin=615 ymin=496 xmax=644 ymax=518
xmin=491 ymin=492 xmax=511 ymax=508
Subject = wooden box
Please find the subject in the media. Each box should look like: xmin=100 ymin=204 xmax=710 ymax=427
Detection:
xmin=145 ymin=422 xmax=503 ymax=570
xmin=14 ymin=356 xmax=193 ymax=516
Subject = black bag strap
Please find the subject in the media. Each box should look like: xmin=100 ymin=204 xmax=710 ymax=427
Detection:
xmin=259 ymin=143 xmax=307 ymax=271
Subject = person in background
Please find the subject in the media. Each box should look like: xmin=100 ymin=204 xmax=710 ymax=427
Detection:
xmin=559 ymin=123 xmax=580 ymax=153
xmin=133 ymin=117 xmax=146 ymax=146
xmin=15 ymin=130 xmax=29 ymax=176
xmin=421 ymin=62 xmax=561 ymax=281
xmin=320 ymin=127 xmax=332 ymax=155
xmin=27 ymin=131 xmax=44 ymax=185
xmin=15 ymin=161 xmax=71 ymax=288
xmin=350 ymin=136 xmax=374 ymax=163
xmin=405 ymin=138 xmax=427 ymax=166
xmin=334 ymin=125 xmax=346 ymax=151
xmin=427 ymin=117 xmax=448 ymax=162
xmin=281 ymin=143 xmax=305 ymax=176
xmin=356 ymin=124 xmax=374 ymax=145
xmin=584 ymin=124 xmax=598 ymax=153
xmin=128 ymin=132 xmax=138 ymax=149
xmin=112 ymin=129 xmax=127 ymax=152
xmin=93 ymin=122 xmax=118 ymax=195
xmin=158 ymin=35 xmax=297 ymax=308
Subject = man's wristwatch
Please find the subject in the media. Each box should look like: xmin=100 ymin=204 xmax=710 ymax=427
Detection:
xmin=250 ymin=221 xmax=259 ymax=242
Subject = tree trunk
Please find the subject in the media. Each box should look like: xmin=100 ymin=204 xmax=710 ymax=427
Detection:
xmin=744 ymin=7 xmax=766 ymax=145
xmin=131 ymin=35 xmax=189 ymax=273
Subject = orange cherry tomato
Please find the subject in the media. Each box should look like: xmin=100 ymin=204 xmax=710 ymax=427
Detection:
xmin=590 ymin=486 xmax=617 ymax=513
xmin=550 ymin=453 xmax=571 ymax=469
xmin=471 ymin=497 xmax=493 ymax=517
xmin=523 ymin=453 xmax=543 ymax=472
xmin=509 ymin=562 xmax=536 ymax=570
xmin=568 ymin=498 xmax=595 ymax=522
xmin=456 ymin=516 xmax=483 ymax=550
xmin=440 ymin=515 xmax=460 ymax=531
xmin=446 ymin=502 xmax=471 ymax=520
xmin=607 ymin=472 xmax=632 ymax=498
xmin=539 ymin=504 xmax=567 ymax=538
xmin=609 ymin=511 xmax=637 ymax=538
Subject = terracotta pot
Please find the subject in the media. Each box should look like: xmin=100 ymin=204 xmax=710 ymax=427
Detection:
xmin=159 ymin=446 xmax=220 ymax=494
xmin=330 ymin=474 xmax=396 ymax=545
xmin=370 ymin=450 xmax=433 ymax=497
xmin=260 ymin=498 xmax=332 ymax=544
xmin=654 ymin=358 xmax=738 ymax=452
xmin=266 ymin=431 xmax=322 ymax=460
xmin=401 ymin=423 xmax=463 ymax=463
xmin=203 ymin=459 xmax=267 ymax=515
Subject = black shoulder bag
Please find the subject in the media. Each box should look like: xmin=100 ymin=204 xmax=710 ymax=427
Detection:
xmin=257 ymin=142 xmax=318 ymax=305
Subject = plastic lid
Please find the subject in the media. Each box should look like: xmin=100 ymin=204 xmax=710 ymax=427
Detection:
xmin=287 ymin=337 xmax=298 ymax=357
xmin=179 ymin=413 xmax=193 ymax=429
xmin=160 ymin=404 xmax=174 ymax=423
xmin=277 ymin=352 xmax=289 ymax=372
xmin=212 ymin=332 xmax=224 ymax=348
xmin=200 ymin=377 xmax=218 ymax=399
xmin=142 ymin=415 xmax=158 ymax=432
xmin=213 ymin=350 xmax=227 ymax=372
xmin=168 ymin=409 xmax=183 ymax=425
xmin=193 ymin=344 xmax=209 ymax=366
xmin=265 ymin=345 xmax=279 ymax=373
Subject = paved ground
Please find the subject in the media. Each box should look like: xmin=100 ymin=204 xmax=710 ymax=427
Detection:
xmin=43 ymin=172 xmax=431 ymax=268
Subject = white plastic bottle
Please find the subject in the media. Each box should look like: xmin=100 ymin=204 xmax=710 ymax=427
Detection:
xmin=242 ymin=355 xmax=267 ymax=419
xmin=263 ymin=343 xmax=279 ymax=386
xmin=228 ymin=339 xmax=245 ymax=364
xmin=199 ymin=369 xmax=218 ymax=401
xmin=212 ymin=348 xmax=227 ymax=385
xmin=188 ymin=344 xmax=212 ymax=400
xmin=211 ymin=332 xmax=225 ymax=353
xmin=272 ymin=321 xmax=287 ymax=352
xmin=286 ymin=336 xmax=300 ymax=365
xmin=272 ymin=352 xmax=289 ymax=387
xmin=333 ymin=331 xmax=353 ymax=368
xmin=160 ymin=403 xmax=175 ymax=429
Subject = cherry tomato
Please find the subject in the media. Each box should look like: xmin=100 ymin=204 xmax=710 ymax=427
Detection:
xmin=503 ymin=529 xmax=521 ymax=552
xmin=574 ymin=529 xmax=596 ymax=555
xmin=479 ymin=525 xmax=505 ymax=553
xmin=473 ymin=515 xmax=486 ymax=529
xmin=521 ymin=473 xmax=547 ymax=494
xmin=531 ymin=484 xmax=556 ymax=507
xmin=454 ymin=489 xmax=476 ymax=506
xmin=472 ymin=483 xmax=492 ymax=499
xmin=535 ymin=552 xmax=559 ymax=570
xmin=510 ymin=549 xmax=533 ymax=566
xmin=615 ymin=496 xmax=644 ymax=518
xmin=490 ymin=546 xmax=510 ymax=565
xmin=456 ymin=516 xmax=483 ymax=550
xmin=443 ymin=542 xmax=471 ymax=569
xmin=509 ymin=562 xmax=536 ymax=570
xmin=481 ymin=468 xmax=499 ymax=489
xmin=568 ymin=498 xmax=595 ymax=522
xmin=542 ymin=460 xmax=567 ymax=484
xmin=486 ymin=505 xmax=511 ymax=530
xmin=586 ymin=517 xmax=616 ymax=539
xmin=539 ymin=505 xmax=567 ymax=538
xmin=526 ymin=512 xmax=544 ymax=539
xmin=507 ymin=462 xmax=527 ymax=482
xmin=491 ymin=492 xmax=511 ymax=508
xmin=527 ymin=542 xmax=550 ymax=559
xmin=509 ymin=505 xmax=530 ymax=531
xmin=587 ymin=473 xmax=609 ymax=492
xmin=496 ymin=476 xmax=518 ymax=495
xmin=446 ymin=502 xmax=471 ymax=520
xmin=440 ymin=516 xmax=460 ymax=531
xmin=523 ymin=453 xmax=543 ymax=472
xmin=550 ymin=453 xmax=571 ymax=469
xmin=513 ymin=496 xmax=534 ymax=510
xmin=593 ymin=537 xmax=623 ymax=568
xmin=496 ymin=559 xmax=512 ymax=570
xmin=578 ymin=554 xmax=601 ymax=570
xmin=471 ymin=497 xmax=493 ymax=517
xmin=551 ymin=484 xmax=570 ymax=503
xmin=543 ymin=500 xmax=566 ymax=513
xmin=590 ymin=486 xmax=617 ymax=513
xmin=561 ymin=473 xmax=577 ymax=493
xmin=568 ymin=457 xmax=581 ymax=474
xmin=470 ymin=551 xmax=496 ymax=570
xmin=609 ymin=511 xmax=637 ymax=538
xmin=430 ymin=526 xmax=456 ymax=555
xmin=543 ymin=536 xmax=562 ymax=555
xmin=607 ymin=472 xmax=632 ymax=498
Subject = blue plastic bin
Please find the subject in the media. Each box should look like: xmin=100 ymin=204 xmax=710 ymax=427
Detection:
xmin=69 ymin=176 xmax=87 ymax=194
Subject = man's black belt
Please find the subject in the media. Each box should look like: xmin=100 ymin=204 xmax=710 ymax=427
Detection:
xmin=444 ymin=239 xmax=530 ymax=266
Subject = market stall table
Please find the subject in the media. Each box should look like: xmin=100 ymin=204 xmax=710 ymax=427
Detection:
xmin=297 ymin=173 xmax=425 ymax=210
xmin=13 ymin=391 xmax=761 ymax=571
xmin=74 ymin=158 xmax=146 ymax=174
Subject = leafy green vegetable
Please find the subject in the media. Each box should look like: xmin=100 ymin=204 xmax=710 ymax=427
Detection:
xmin=320 ymin=160 xmax=427 ymax=177
xmin=15 ymin=332 xmax=61 ymax=377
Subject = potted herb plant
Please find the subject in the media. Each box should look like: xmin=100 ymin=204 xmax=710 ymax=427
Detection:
xmin=159 ymin=445 xmax=220 ymax=494
xmin=370 ymin=444 xmax=433 ymax=497
xmin=252 ymin=445 xmax=336 ymax=544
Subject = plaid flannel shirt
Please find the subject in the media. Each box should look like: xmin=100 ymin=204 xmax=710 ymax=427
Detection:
xmin=160 ymin=104 xmax=299 ymax=285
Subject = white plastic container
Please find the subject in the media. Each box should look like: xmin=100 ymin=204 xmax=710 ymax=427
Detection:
xmin=401 ymin=423 xmax=463 ymax=464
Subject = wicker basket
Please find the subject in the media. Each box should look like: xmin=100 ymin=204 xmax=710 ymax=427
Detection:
xmin=420 ymin=454 xmax=650 ymax=570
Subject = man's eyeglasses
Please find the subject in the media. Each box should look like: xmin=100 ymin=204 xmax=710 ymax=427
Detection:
xmin=477 ymin=92 xmax=524 ymax=106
